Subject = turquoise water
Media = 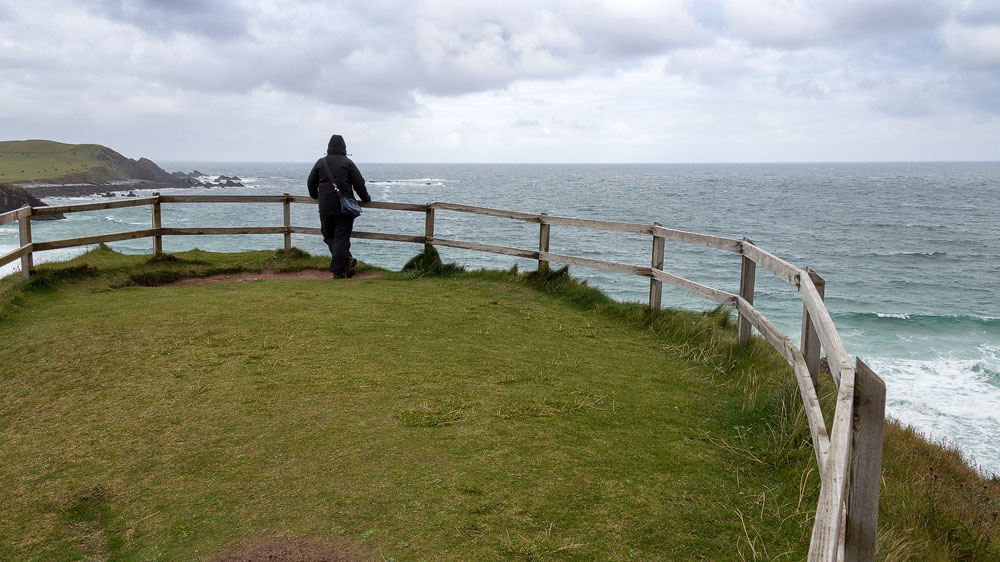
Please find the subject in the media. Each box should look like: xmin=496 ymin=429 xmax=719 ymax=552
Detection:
xmin=3 ymin=162 xmax=998 ymax=475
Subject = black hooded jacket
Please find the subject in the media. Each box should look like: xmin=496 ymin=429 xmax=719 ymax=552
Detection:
xmin=307 ymin=134 xmax=371 ymax=215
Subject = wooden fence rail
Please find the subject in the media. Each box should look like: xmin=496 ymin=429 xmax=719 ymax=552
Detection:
xmin=0 ymin=194 xmax=885 ymax=561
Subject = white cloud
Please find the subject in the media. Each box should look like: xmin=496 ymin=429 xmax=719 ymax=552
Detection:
xmin=943 ymin=21 xmax=1000 ymax=68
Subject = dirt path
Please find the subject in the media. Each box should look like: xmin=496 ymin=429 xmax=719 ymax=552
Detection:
xmin=212 ymin=536 xmax=361 ymax=562
xmin=162 ymin=270 xmax=380 ymax=287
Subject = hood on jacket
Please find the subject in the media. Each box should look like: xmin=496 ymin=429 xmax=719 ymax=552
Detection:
xmin=327 ymin=134 xmax=347 ymax=156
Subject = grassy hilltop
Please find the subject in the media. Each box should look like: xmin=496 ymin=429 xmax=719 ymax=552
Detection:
xmin=0 ymin=139 xmax=177 ymax=187
xmin=0 ymin=247 xmax=997 ymax=561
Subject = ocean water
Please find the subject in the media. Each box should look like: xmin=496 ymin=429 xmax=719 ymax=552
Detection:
xmin=2 ymin=162 xmax=998 ymax=475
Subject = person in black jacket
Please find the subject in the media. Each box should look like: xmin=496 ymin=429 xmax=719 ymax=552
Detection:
xmin=307 ymin=134 xmax=372 ymax=278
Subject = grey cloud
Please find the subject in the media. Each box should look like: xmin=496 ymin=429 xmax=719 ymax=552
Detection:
xmin=957 ymin=0 xmax=1000 ymax=25
xmin=948 ymin=71 xmax=1000 ymax=115
xmin=723 ymin=0 xmax=951 ymax=50
xmin=868 ymin=87 xmax=938 ymax=117
xmin=568 ymin=3 xmax=712 ymax=57
xmin=775 ymin=76 xmax=830 ymax=100
xmin=664 ymin=41 xmax=755 ymax=86
xmin=87 ymin=0 xmax=250 ymax=38
xmin=862 ymin=56 xmax=1000 ymax=118
xmin=828 ymin=0 xmax=950 ymax=39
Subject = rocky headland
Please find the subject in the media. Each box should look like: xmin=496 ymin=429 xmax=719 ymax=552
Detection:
xmin=0 ymin=140 xmax=243 ymax=198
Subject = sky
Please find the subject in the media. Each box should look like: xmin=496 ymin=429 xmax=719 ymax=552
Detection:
xmin=1 ymin=0 xmax=999 ymax=163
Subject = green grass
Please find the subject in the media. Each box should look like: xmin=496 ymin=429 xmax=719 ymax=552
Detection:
xmin=0 ymin=140 xmax=112 ymax=183
xmin=1 ymin=247 xmax=997 ymax=561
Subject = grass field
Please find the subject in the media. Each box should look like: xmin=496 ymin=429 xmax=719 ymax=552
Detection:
xmin=0 ymin=140 xmax=110 ymax=183
xmin=1 ymin=247 xmax=997 ymax=561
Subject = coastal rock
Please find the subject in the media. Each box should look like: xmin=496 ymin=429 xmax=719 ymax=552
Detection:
xmin=169 ymin=171 xmax=245 ymax=188
xmin=172 ymin=170 xmax=208 ymax=180
xmin=0 ymin=182 xmax=65 ymax=220
xmin=212 ymin=175 xmax=244 ymax=187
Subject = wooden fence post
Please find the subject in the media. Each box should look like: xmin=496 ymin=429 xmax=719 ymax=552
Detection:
xmin=845 ymin=358 xmax=886 ymax=562
xmin=152 ymin=193 xmax=163 ymax=256
xmin=801 ymin=267 xmax=826 ymax=387
xmin=282 ymin=193 xmax=292 ymax=251
xmin=424 ymin=206 xmax=435 ymax=244
xmin=649 ymin=222 xmax=665 ymax=309
xmin=19 ymin=206 xmax=32 ymax=280
xmin=737 ymin=237 xmax=757 ymax=346
xmin=538 ymin=213 xmax=550 ymax=272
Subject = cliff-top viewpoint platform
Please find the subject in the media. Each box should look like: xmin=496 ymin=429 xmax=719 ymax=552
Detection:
xmin=1 ymin=246 xmax=995 ymax=560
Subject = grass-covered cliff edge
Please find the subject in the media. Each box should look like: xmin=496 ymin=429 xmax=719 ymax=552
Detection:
xmin=1 ymin=246 xmax=997 ymax=561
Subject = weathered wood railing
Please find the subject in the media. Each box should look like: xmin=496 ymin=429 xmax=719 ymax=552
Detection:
xmin=0 ymin=194 xmax=886 ymax=561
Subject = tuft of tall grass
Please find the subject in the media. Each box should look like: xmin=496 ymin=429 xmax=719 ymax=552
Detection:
xmin=879 ymin=422 xmax=1000 ymax=559
xmin=21 ymin=264 xmax=99 ymax=292
xmin=401 ymin=244 xmax=465 ymax=277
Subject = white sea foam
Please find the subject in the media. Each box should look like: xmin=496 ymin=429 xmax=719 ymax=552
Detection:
xmin=0 ymin=244 xmax=24 ymax=278
xmin=371 ymin=178 xmax=446 ymax=187
xmin=868 ymin=354 xmax=1000 ymax=477
xmin=876 ymin=312 xmax=910 ymax=319
xmin=0 ymin=246 xmax=93 ymax=279
xmin=103 ymin=215 xmax=149 ymax=226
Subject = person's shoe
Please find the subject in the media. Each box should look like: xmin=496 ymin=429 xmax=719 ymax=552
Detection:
xmin=346 ymin=257 xmax=358 ymax=278
xmin=332 ymin=272 xmax=346 ymax=279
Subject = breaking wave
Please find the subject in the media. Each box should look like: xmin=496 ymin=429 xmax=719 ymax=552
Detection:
xmin=371 ymin=178 xmax=446 ymax=188
xmin=838 ymin=311 xmax=998 ymax=329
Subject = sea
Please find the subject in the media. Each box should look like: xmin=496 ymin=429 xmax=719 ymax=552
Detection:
xmin=2 ymin=162 xmax=998 ymax=476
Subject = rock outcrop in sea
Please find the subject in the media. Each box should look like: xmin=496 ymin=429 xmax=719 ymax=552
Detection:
xmin=170 ymin=171 xmax=245 ymax=188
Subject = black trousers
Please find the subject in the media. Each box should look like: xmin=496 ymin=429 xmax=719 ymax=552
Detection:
xmin=319 ymin=213 xmax=355 ymax=276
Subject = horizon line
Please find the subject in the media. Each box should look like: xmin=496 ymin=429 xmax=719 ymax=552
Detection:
xmin=155 ymin=159 xmax=1000 ymax=165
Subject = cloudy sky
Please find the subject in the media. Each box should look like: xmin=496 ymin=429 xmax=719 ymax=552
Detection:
xmin=2 ymin=0 xmax=999 ymax=163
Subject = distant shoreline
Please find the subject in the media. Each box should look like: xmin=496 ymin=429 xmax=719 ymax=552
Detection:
xmin=19 ymin=179 xmax=189 ymax=198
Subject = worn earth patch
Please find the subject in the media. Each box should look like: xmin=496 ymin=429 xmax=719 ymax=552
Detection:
xmin=211 ymin=536 xmax=363 ymax=562
xmin=163 ymin=270 xmax=380 ymax=286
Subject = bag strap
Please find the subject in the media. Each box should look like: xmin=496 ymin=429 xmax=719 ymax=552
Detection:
xmin=320 ymin=156 xmax=350 ymax=200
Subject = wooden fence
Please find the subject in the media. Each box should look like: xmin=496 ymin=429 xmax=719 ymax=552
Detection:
xmin=0 ymin=194 xmax=887 ymax=561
